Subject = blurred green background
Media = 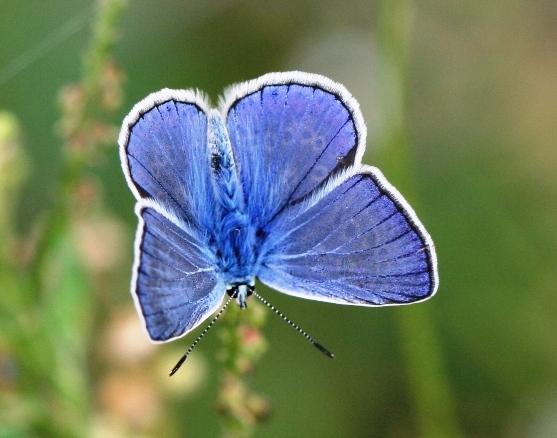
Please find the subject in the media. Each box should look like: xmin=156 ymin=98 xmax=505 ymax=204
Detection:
xmin=1 ymin=0 xmax=556 ymax=437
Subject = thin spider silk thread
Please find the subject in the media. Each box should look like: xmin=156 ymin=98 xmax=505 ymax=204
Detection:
xmin=0 ymin=5 xmax=92 ymax=85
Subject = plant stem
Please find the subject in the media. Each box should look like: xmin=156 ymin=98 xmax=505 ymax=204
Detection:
xmin=21 ymin=0 xmax=128 ymax=435
xmin=216 ymin=298 xmax=271 ymax=438
xmin=31 ymin=0 xmax=128 ymax=295
xmin=376 ymin=1 xmax=462 ymax=437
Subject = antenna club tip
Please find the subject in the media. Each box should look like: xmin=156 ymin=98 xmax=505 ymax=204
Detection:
xmin=170 ymin=356 xmax=187 ymax=376
xmin=314 ymin=342 xmax=335 ymax=359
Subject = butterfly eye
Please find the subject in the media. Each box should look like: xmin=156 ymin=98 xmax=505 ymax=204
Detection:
xmin=211 ymin=154 xmax=221 ymax=170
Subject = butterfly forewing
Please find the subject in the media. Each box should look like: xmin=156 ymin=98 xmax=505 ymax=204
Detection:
xmin=120 ymin=90 xmax=216 ymax=232
xmin=220 ymin=72 xmax=366 ymax=229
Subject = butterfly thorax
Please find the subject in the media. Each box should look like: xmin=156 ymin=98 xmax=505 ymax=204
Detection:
xmin=208 ymin=111 xmax=259 ymax=300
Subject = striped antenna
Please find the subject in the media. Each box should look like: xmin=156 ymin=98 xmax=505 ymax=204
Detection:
xmin=169 ymin=296 xmax=233 ymax=376
xmin=252 ymin=291 xmax=334 ymax=359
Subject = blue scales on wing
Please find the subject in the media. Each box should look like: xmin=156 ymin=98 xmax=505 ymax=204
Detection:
xmin=120 ymin=91 xmax=227 ymax=342
xmin=222 ymin=73 xmax=364 ymax=229
xmin=135 ymin=206 xmax=224 ymax=341
xmin=121 ymin=92 xmax=216 ymax=232
xmin=220 ymin=73 xmax=436 ymax=306
xmin=119 ymin=73 xmax=438 ymax=347
xmin=257 ymin=168 xmax=437 ymax=305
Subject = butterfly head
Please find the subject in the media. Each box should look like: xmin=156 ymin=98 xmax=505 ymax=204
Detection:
xmin=226 ymin=278 xmax=255 ymax=309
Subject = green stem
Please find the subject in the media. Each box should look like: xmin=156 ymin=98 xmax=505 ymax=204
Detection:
xmin=376 ymin=1 xmax=462 ymax=437
xmin=31 ymin=0 xmax=128 ymax=296
xmin=216 ymin=298 xmax=270 ymax=438
xmin=79 ymin=0 xmax=128 ymax=130
xmin=22 ymin=0 xmax=128 ymax=435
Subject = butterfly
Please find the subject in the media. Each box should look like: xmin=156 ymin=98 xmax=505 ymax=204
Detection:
xmin=119 ymin=71 xmax=438 ymax=368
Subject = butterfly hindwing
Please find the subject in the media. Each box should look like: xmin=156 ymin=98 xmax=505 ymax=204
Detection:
xmin=133 ymin=203 xmax=225 ymax=342
xmin=257 ymin=167 xmax=438 ymax=305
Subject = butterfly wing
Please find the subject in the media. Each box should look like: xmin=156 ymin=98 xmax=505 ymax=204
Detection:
xmin=120 ymin=89 xmax=215 ymax=232
xmin=221 ymin=72 xmax=436 ymax=304
xmin=257 ymin=167 xmax=438 ymax=305
xmin=220 ymin=72 xmax=366 ymax=228
xmin=133 ymin=203 xmax=225 ymax=341
xmin=119 ymin=90 xmax=225 ymax=341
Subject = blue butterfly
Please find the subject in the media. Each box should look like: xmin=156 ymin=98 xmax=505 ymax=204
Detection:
xmin=119 ymin=71 xmax=438 ymax=364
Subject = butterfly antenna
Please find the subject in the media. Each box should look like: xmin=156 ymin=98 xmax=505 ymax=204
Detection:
xmin=169 ymin=297 xmax=233 ymax=376
xmin=251 ymin=291 xmax=334 ymax=359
